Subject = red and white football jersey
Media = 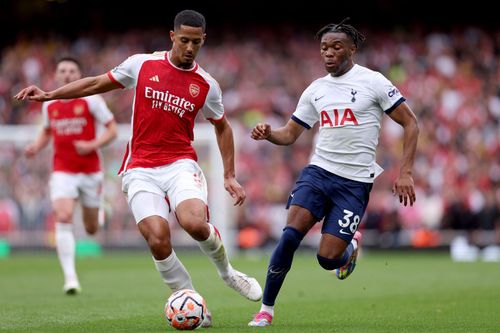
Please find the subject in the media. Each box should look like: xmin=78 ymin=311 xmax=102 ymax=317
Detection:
xmin=41 ymin=95 xmax=114 ymax=173
xmin=107 ymin=51 xmax=225 ymax=174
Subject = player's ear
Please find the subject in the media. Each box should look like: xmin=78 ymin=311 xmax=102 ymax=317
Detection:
xmin=349 ymin=43 xmax=357 ymax=56
xmin=169 ymin=30 xmax=175 ymax=42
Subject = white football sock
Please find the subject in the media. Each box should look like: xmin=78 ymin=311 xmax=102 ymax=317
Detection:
xmin=55 ymin=222 xmax=77 ymax=282
xmin=260 ymin=304 xmax=274 ymax=316
xmin=198 ymin=223 xmax=232 ymax=278
xmin=154 ymin=251 xmax=194 ymax=292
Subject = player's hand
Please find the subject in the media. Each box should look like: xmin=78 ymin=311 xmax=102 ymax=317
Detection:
xmin=392 ymin=173 xmax=416 ymax=207
xmin=74 ymin=140 xmax=97 ymax=155
xmin=13 ymin=85 xmax=49 ymax=102
xmin=224 ymin=177 xmax=246 ymax=206
xmin=251 ymin=123 xmax=271 ymax=140
xmin=24 ymin=144 xmax=38 ymax=158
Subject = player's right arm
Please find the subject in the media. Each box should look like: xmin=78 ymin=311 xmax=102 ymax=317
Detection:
xmin=15 ymin=53 xmax=148 ymax=102
xmin=14 ymin=74 xmax=119 ymax=102
xmin=251 ymin=119 xmax=305 ymax=146
xmin=25 ymin=128 xmax=51 ymax=157
xmin=253 ymin=81 xmax=317 ymax=145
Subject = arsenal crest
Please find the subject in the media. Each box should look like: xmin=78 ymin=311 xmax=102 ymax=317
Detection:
xmin=74 ymin=105 xmax=84 ymax=115
xmin=189 ymin=83 xmax=200 ymax=97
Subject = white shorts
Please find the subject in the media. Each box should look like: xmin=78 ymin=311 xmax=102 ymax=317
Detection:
xmin=49 ymin=171 xmax=103 ymax=208
xmin=122 ymin=159 xmax=208 ymax=223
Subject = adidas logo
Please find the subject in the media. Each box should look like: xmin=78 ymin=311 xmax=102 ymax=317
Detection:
xmin=149 ymin=75 xmax=160 ymax=82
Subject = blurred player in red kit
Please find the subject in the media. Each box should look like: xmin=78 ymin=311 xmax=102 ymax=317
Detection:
xmin=24 ymin=57 xmax=117 ymax=294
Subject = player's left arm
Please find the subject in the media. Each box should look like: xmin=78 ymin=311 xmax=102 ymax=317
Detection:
xmin=387 ymin=102 xmax=419 ymax=206
xmin=212 ymin=116 xmax=246 ymax=206
xmin=96 ymin=119 xmax=118 ymax=148
xmin=74 ymin=119 xmax=118 ymax=155
xmin=74 ymin=95 xmax=118 ymax=155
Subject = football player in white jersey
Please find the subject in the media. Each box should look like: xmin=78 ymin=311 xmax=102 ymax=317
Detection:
xmin=248 ymin=19 xmax=419 ymax=327
xmin=15 ymin=10 xmax=262 ymax=327
xmin=24 ymin=57 xmax=117 ymax=295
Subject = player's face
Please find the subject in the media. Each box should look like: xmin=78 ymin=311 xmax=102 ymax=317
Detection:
xmin=55 ymin=61 xmax=82 ymax=86
xmin=320 ymin=32 xmax=356 ymax=77
xmin=169 ymin=25 xmax=206 ymax=69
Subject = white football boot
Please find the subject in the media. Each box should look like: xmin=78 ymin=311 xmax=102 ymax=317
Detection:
xmin=223 ymin=269 xmax=262 ymax=301
xmin=63 ymin=279 xmax=81 ymax=295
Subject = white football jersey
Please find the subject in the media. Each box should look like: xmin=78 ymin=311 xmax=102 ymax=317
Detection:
xmin=293 ymin=64 xmax=405 ymax=183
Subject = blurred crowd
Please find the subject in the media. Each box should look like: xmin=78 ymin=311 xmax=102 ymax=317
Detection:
xmin=0 ymin=26 xmax=498 ymax=250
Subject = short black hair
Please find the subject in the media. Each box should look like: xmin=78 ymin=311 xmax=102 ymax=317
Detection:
xmin=56 ymin=56 xmax=82 ymax=71
xmin=174 ymin=9 xmax=206 ymax=32
xmin=315 ymin=18 xmax=366 ymax=48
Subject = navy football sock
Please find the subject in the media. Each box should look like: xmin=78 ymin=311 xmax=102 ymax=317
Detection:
xmin=262 ymin=227 xmax=305 ymax=306
xmin=316 ymin=243 xmax=354 ymax=270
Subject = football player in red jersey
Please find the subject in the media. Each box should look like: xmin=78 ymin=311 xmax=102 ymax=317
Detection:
xmin=24 ymin=57 xmax=117 ymax=294
xmin=15 ymin=10 xmax=262 ymax=324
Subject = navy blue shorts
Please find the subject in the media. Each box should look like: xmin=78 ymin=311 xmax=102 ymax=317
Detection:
xmin=286 ymin=165 xmax=373 ymax=242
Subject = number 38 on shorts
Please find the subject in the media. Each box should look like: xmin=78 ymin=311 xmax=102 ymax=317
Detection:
xmin=338 ymin=209 xmax=360 ymax=234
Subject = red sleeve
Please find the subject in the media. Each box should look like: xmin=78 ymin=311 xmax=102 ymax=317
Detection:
xmin=107 ymin=71 xmax=125 ymax=89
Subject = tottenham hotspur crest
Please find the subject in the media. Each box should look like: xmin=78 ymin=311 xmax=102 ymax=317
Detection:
xmin=351 ymin=89 xmax=357 ymax=103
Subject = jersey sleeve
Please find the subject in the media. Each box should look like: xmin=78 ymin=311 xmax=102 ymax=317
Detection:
xmin=107 ymin=54 xmax=146 ymax=90
xmin=41 ymin=102 xmax=50 ymax=129
xmin=86 ymin=95 xmax=114 ymax=125
xmin=291 ymin=84 xmax=319 ymax=129
xmin=201 ymin=79 xmax=225 ymax=122
xmin=372 ymin=73 xmax=406 ymax=114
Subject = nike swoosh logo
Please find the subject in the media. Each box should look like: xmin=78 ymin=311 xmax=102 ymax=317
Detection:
xmin=314 ymin=95 xmax=324 ymax=102
xmin=269 ymin=267 xmax=284 ymax=274
xmin=290 ymin=193 xmax=294 ymax=197
xmin=339 ymin=229 xmax=351 ymax=235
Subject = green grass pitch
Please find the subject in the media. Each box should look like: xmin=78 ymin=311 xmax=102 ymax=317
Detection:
xmin=1 ymin=250 xmax=499 ymax=332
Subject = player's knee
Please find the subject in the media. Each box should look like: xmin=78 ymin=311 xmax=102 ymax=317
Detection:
xmin=147 ymin=235 xmax=171 ymax=256
xmin=316 ymin=254 xmax=344 ymax=270
xmin=55 ymin=211 xmax=73 ymax=223
xmin=182 ymin=220 xmax=208 ymax=241
xmin=177 ymin=206 xmax=208 ymax=241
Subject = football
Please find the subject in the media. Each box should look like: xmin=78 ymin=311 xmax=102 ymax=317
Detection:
xmin=164 ymin=289 xmax=206 ymax=330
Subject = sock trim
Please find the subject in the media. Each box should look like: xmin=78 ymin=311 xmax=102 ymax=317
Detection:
xmin=153 ymin=251 xmax=177 ymax=271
